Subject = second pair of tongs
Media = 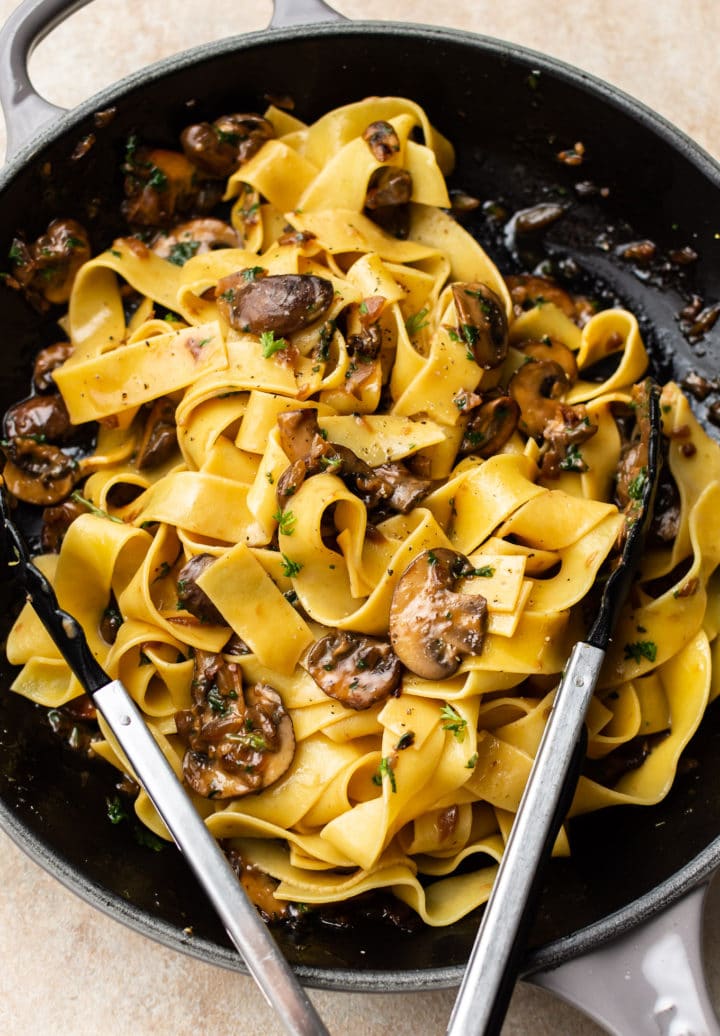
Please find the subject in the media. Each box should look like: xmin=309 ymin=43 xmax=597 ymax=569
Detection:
xmin=0 ymin=485 xmax=329 ymax=1036
xmin=448 ymin=379 xmax=662 ymax=1036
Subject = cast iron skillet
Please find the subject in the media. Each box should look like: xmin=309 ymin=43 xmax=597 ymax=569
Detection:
xmin=1 ymin=0 xmax=720 ymax=1029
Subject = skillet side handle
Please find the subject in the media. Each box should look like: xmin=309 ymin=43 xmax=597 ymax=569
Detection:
xmin=0 ymin=0 xmax=91 ymax=160
xmin=529 ymin=882 xmax=720 ymax=1036
xmin=270 ymin=0 xmax=347 ymax=28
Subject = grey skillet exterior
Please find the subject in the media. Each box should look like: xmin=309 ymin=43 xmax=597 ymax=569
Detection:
xmin=2 ymin=1 xmax=720 ymax=1033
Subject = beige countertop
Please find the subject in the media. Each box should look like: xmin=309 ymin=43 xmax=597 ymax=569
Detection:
xmin=0 ymin=1 xmax=719 ymax=1034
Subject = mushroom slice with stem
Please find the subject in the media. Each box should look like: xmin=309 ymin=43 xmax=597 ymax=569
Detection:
xmin=303 ymin=630 xmax=402 ymax=710
xmin=9 ymin=218 xmax=90 ymax=309
xmin=135 ymin=397 xmax=178 ymax=470
xmin=508 ymin=358 xmax=571 ymax=439
xmin=451 ymin=282 xmax=509 ymax=370
xmin=175 ymin=651 xmax=295 ymax=800
xmin=1 ymin=437 xmax=80 ymax=506
xmin=180 ymin=113 xmax=275 ymax=179
xmin=216 ymin=273 xmax=334 ymax=337
xmin=151 ymin=219 xmax=242 ymax=262
xmin=389 ymin=548 xmax=487 ymax=680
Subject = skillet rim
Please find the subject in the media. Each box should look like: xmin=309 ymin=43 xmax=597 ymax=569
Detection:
xmin=2 ymin=17 xmax=720 ymax=992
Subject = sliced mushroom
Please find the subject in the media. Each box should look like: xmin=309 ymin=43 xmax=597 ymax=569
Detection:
xmin=180 ymin=113 xmax=275 ymax=178
xmin=353 ymin=461 xmax=432 ymax=515
xmin=508 ymin=358 xmax=571 ymax=438
xmin=176 ymin=553 xmax=225 ymax=625
xmin=225 ymin=846 xmax=289 ymax=922
xmin=389 ymin=548 xmax=487 ymax=679
xmin=364 ymin=167 xmax=412 ymax=238
xmin=151 ymin=219 xmax=242 ymax=262
xmin=539 ymin=404 xmax=597 ymax=479
xmin=100 ymin=597 xmax=123 ymax=645
xmin=362 ymin=121 xmax=401 ymax=162
xmin=216 ymin=273 xmax=334 ymax=337
xmin=32 ymin=341 xmax=73 ymax=392
xmin=276 ymin=409 xmax=322 ymax=462
xmin=123 ymin=147 xmax=220 ymax=227
xmin=4 ymin=393 xmax=73 ymax=443
xmin=176 ymin=651 xmax=295 ymax=799
xmin=136 ymin=397 xmax=178 ymax=470
xmin=460 ymin=396 xmax=520 ymax=458
xmin=1 ymin=438 xmax=79 ymax=505
xmin=304 ymin=631 xmax=402 ymax=709
xmin=451 ymin=282 xmax=509 ymax=370
xmin=614 ymin=380 xmax=655 ymax=517
xmin=516 ymin=338 xmax=578 ymax=383
xmin=9 ymin=219 xmax=90 ymax=309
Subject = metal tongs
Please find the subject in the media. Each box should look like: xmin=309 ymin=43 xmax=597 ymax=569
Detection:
xmin=0 ymin=486 xmax=329 ymax=1036
xmin=448 ymin=379 xmax=662 ymax=1036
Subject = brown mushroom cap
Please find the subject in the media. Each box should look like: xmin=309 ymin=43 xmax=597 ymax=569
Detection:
xmin=389 ymin=548 xmax=487 ymax=679
xmin=362 ymin=121 xmax=401 ymax=162
xmin=451 ymin=282 xmax=509 ymax=370
xmin=505 ymin=273 xmax=575 ymax=319
xmin=304 ymin=631 xmax=402 ymax=709
xmin=176 ymin=553 xmax=226 ymax=626
xmin=32 ymin=342 xmax=73 ymax=393
xmin=181 ymin=114 xmax=275 ymax=178
xmin=216 ymin=273 xmax=334 ymax=337
xmin=460 ymin=396 xmax=520 ymax=458
xmin=136 ymin=397 xmax=178 ymax=470
xmin=508 ymin=358 xmax=571 ymax=438
xmin=4 ymin=393 xmax=73 ymax=443
xmin=365 ymin=166 xmax=413 ymax=209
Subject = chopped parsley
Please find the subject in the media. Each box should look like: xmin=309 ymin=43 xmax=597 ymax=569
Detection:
xmin=280 ymin=554 xmax=303 ymax=578
xmin=427 ymin=550 xmax=438 ymax=566
xmin=466 ymin=753 xmax=478 ymax=769
xmin=405 ymin=308 xmax=430 ymax=335
xmin=274 ymin=509 xmax=297 ymax=535
xmin=167 ymin=239 xmax=201 ymax=266
xmin=623 ymin=640 xmax=658 ymax=663
xmin=260 ymin=330 xmax=288 ymax=358
xmin=359 ymin=300 xmax=369 ymax=315
xmin=627 ymin=467 xmax=648 ymax=501
xmin=470 ymin=565 xmax=495 ymax=578
xmin=133 ymin=826 xmax=166 ymax=852
xmin=8 ymin=241 xmax=23 ymax=263
xmin=242 ymin=266 xmax=265 ymax=281
xmin=147 ymin=166 xmax=168 ymax=190
xmin=441 ymin=704 xmax=467 ymax=742
xmin=559 ymin=444 xmax=587 ymax=473
xmin=106 ymin=795 xmax=128 ymax=825
xmin=207 ymin=684 xmax=230 ymax=715
xmin=371 ymin=756 xmax=397 ymax=793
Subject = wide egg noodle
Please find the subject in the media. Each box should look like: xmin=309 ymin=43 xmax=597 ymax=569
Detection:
xmin=8 ymin=95 xmax=720 ymax=928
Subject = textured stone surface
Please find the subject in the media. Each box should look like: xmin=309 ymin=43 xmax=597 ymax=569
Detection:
xmin=0 ymin=1 xmax=718 ymax=1033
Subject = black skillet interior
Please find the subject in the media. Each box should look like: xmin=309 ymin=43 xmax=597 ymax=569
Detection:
xmin=1 ymin=22 xmax=720 ymax=989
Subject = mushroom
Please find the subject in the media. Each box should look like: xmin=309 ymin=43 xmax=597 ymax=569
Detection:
xmin=362 ymin=121 xmax=401 ymax=162
xmin=459 ymin=396 xmax=520 ymax=458
xmin=451 ymin=282 xmax=509 ymax=370
xmin=216 ymin=273 xmax=334 ymax=337
xmin=1 ymin=438 xmax=79 ymax=505
xmin=364 ymin=166 xmax=413 ymax=237
xmin=538 ymin=404 xmax=597 ymax=479
xmin=303 ymin=630 xmax=402 ymax=709
xmin=176 ymin=553 xmax=226 ymax=626
xmin=135 ymin=397 xmax=178 ymax=470
xmin=4 ymin=393 xmax=73 ymax=443
xmin=389 ymin=548 xmax=487 ymax=679
xmin=614 ymin=380 xmax=655 ymax=519
xmin=175 ymin=650 xmax=295 ymax=799
xmin=180 ymin=113 xmax=275 ymax=178
xmin=41 ymin=495 xmax=88 ymax=552
xmin=32 ymin=341 xmax=73 ymax=392
xmin=516 ymin=338 xmax=578 ymax=383
xmin=275 ymin=408 xmax=432 ymax=515
xmin=151 ymin=218 xmax=242 ymax=262
xmin=9 ymin=218 xmax=90 ymax=309
xmin=122 ymin=146 xmax=221 ymax=227
xmin=508 ymin=358 xmax=571 ymax=438
xmin=225 ymin=846 xmax=289 ymax=922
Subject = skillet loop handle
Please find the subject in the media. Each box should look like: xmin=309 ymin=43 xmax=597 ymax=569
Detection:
xmin=0 ymin=0 xmax=90 ymax=161
xmin=530 ymin=882 xmax=720 ymax=1036
xmin=270 ymin=0 xmax=347 ymax=28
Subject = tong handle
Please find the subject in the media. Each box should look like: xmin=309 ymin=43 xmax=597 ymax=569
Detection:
xmin=95 ymin=679 xmax=328 ymax=1036
xmin=446 ymin=641 xmax=604 ymax=1036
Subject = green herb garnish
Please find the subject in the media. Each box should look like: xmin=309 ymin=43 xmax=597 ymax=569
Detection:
xmin=280 ymin=554 xmax=303 ymax=578
xmin=106 ymin=795 xmax=128 ymax=825
xmin=274 ymin=509 xmax=297 ymax=535
xmin=441 ymin=704 xmax=467 ymax=742
xmin=623 ymin=640 xmax=658 ymax=663
xmin=261 ymin=330 xmax=289 ymax=358
xmin=167 ymin=240 xmax=200 ymax=266
xmin=71 ymin=491 xmax=124 ymax=524
xmin=371 ymin=756 xmax=397 ymax=793
xmin=405 ymin=307 xmax=430 ymax=335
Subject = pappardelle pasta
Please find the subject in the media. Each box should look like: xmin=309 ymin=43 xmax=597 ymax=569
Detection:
xmin=4 ymin=96 xmax=720 ymax=927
